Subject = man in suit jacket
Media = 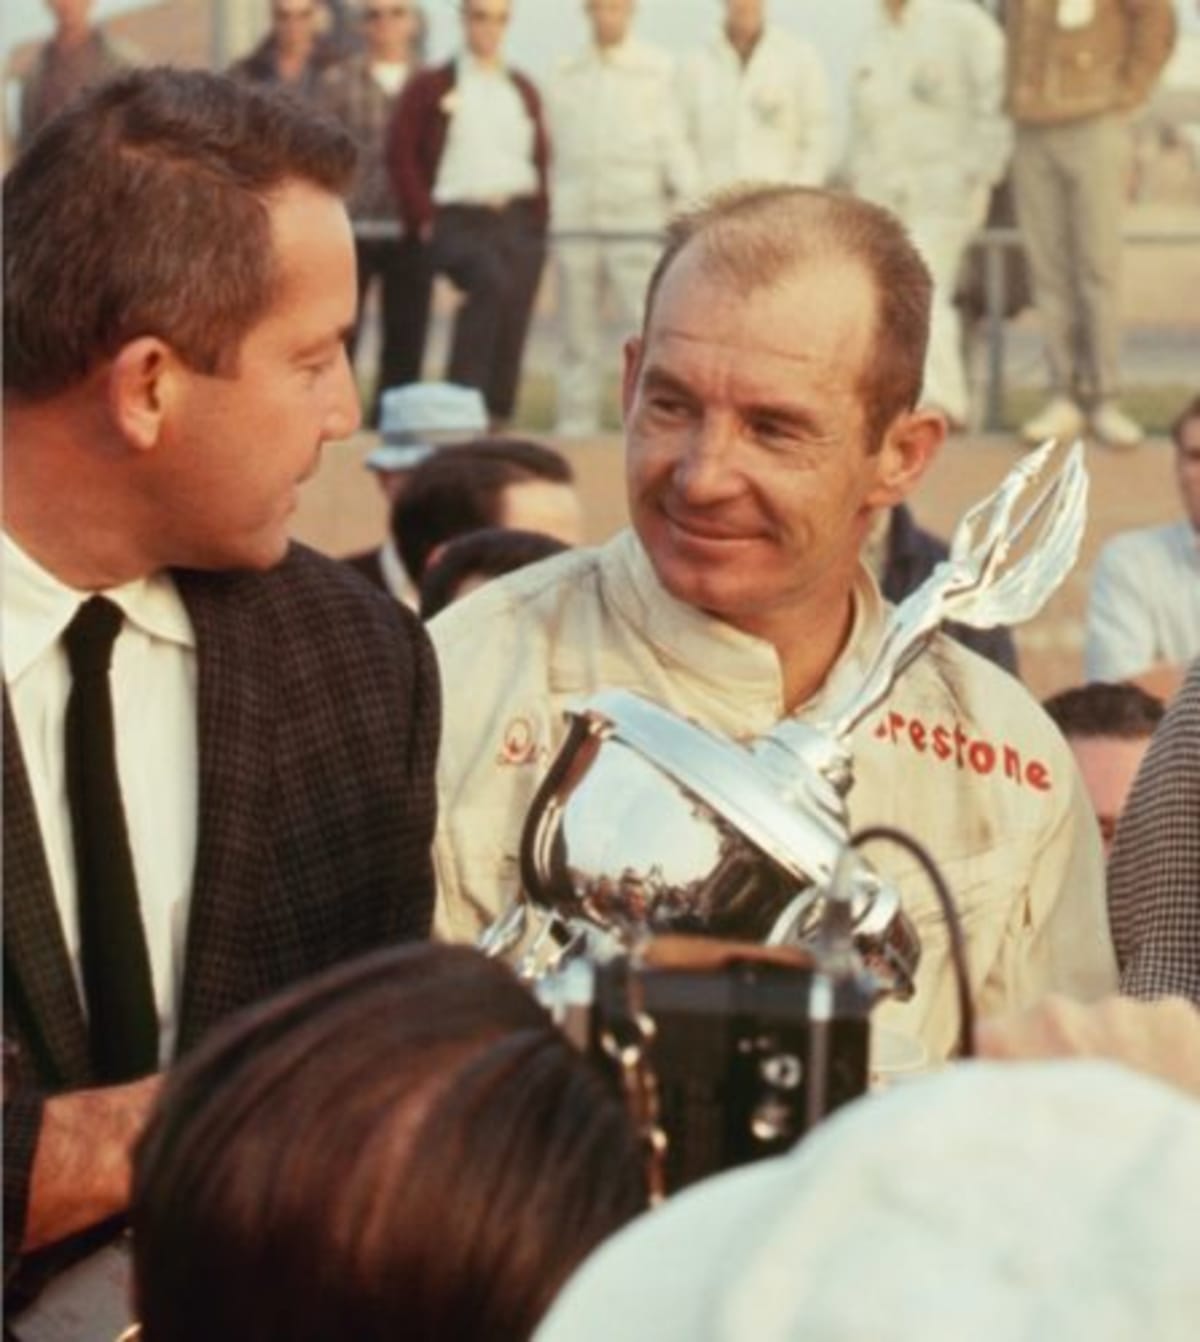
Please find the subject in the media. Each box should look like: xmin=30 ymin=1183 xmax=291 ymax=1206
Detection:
xmin=2 ymin=69 xmax=438 ymax=1296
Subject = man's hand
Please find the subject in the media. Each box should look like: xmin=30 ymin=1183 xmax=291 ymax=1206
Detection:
xmin=24 ymin=1075 xmax=162 ymax=1252
xmin=977 ymin=994 xmax=1200 ymax=1100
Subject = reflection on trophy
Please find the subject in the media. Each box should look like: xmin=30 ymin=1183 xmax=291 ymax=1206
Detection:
xmin=483 ymin=440 xmax=1088 ymax=1000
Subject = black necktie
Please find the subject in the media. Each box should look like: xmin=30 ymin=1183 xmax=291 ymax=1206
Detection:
xmin=63 ymin=596 xmax=158 ymax=1081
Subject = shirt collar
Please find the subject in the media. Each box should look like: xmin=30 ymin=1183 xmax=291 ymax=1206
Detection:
xmin=3 ymin=531 xmax=196 ymax=682
xmin=604 ymin=529 xmax=886 ymax=720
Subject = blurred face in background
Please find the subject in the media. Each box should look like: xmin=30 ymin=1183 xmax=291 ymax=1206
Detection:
xmin=1067 ymin=735 xmax=1153 ymax=857
xmin=587 ymin=0 xmax=634 ymax=49
xmin=272 ymin=1 xmax=319 ymax=59
xmin=361 ymin=1 xmax=416 ymax=61
xmin=499 ymin=480 xmax=584 ymax=546
xmin=462 ymin=0 xmax=510 ymax=63
xmin=47 ymin=0 xmax=94 ymax=42
xmin=724 ymin=0 xmax=765 ymax=46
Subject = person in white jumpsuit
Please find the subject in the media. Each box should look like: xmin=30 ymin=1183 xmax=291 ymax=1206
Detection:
xmin=846 ymin=0 xmax=1011 ymax=429
xmin=547 ymin=0 xmax=697 ymax=436
xmin=677 ymin=0 xmax=831 ymax=192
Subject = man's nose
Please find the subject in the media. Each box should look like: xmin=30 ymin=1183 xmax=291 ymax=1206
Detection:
xmin=671 ymin=415 xmax=745 ymax=503
xmin=323 ymin=346 xmax=363 ymax=442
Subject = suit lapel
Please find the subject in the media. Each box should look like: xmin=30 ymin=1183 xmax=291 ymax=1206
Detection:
xmin=174 ymin=570 xmax=280 ymax=1053
xmin=2 ymin=696 xmax=92 ymax=1087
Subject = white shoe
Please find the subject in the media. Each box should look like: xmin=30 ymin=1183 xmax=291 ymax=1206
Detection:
xmin=1090 ymin=401 xmax=1144 ymax=450
xmin=1020 ymin=396 xmax=1086 ymax=445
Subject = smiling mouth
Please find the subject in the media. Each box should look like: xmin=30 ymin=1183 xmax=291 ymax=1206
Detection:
xmin=663 ymin=510 xmax=760 ymax=544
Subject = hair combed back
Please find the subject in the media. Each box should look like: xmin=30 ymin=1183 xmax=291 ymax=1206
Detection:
xmin=3 ymin=67 xmax=357 ymax=399
xmin=132 ymin=944 xmax=646 ymax=1342
xmin=643 ymin=184 xmax=934 ymax=450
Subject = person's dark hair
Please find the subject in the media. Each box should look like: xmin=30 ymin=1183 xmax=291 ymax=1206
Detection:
xmin=640 ymin=184 xmax=933 ymax=452
xmin=3 ymin=67 xmax=357 ymax=400
xmin=1043 ymin=681 xmax=1166 ymax=741
xmin=131 ymin=943 xmax=646 ymax=1342
xmin=1170 ymin=394 xmax=1200 ymax=451
xmin=393 ymin=437 xmax=575 ymax=581
xmin=420 ymin=527 xmax=570 ymax=618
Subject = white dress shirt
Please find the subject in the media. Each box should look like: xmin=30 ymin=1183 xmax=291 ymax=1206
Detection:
xmin=3 ymin=534 xmax=198 ymax=1063
xmin=678 ymin=26 xmax=832 ymax=193
xmin=433 ymin=54 xmax=539 ymax=206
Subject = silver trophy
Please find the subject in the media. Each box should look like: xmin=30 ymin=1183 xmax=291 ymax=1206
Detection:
xmin=484 ymin=441 xmax=1088 ymax=998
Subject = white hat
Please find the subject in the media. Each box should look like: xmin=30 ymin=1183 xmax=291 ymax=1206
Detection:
xmin=365 ymin=382 xmax=488 ymax=472
xmin=536 ymin=1061 xmax=1200 ymax=1342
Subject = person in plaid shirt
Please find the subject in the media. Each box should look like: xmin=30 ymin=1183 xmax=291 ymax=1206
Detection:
xmin=317 ymin=2 xmax=433 ymax=424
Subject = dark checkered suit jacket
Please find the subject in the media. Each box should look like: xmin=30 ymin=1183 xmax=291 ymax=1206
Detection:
xmin=1108 ymin=658 xmax=1200 ymax=1003
xmin=3 ymin=543 xmax=439 ymax=1269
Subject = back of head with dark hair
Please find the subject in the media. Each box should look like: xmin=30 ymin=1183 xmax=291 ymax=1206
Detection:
xmin=3 ymin=66 xmax=357 ymax=400
xmin=131 ymin=943 xmax=646 ymax=1342
xmin=420 ymin=527 xmax=570 ymax=618
xmin=1043 ymin=681 xmax=1166 ymax=741
xmin=393 ymin=437 xmax=574 ymax=581
xmin=640 ymin=185 xmax=933 ymax=452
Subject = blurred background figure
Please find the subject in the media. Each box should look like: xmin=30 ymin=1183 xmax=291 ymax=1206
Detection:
xmin=677 ymin=0 xmax=831 ymax=193
xmin=391 ymin=437 xmax=582 ymax=593
xmin=344 ymin=380 xmax=488 ymax=603
xmin=1042 ymin=680 xmax=1165 ymax=854
xmin=547 ymin=0 xmax=697 ymax=437
xmin=14 ymin=0 xmax=135 ymax=153
xmin=317 ymin=1 xmax=433 ymax=425
xmin=420 ymin=526 xmax=569 ymax=618
xmin=1085 ymin=393 xmax=1200 ymax=698
xmin=229 ymin=0 xmax=340 ymax=96
xmin=863 ymin=499 xmax=1019 ymax=674
xmin=389 ymin=0 xmax=549 ymax=429
xmin=1006 ymin=0 xmax=1177 ymax=449
xmin=131 ymin=943 xmax=647 ymax=1342
xmin=845 ymin=0 xmax=1010 ymax=430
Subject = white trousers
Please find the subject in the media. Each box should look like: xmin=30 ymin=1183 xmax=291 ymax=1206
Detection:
xmin=555 ymin=237 xmax=660 ymax=435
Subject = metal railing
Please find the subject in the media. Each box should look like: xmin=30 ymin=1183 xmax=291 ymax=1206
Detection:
xmin=354 ymin=220 xmax=1200 ymax=433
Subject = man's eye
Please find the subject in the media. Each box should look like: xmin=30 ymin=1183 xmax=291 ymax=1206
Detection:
xmin=647 ymin=393 xmax=689 ymax=416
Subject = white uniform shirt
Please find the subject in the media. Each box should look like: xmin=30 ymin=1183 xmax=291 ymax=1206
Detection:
xmin=431 ymin=530 xmax=1116 ymax=1062
xmin=678 ymin=27 xmax=831 ymax=193
xmin=846 ymin=0 xmax=1011 ymax=212
xmin=547 ymin=36 xmax=698 ymax=233
xmin=1085 ymin=520 xmax=1200 ymax=680
xmin=433 ymin=54 xmax=539 ymax=206
xmin=3 ymin=534 xmax=199 ymax=1064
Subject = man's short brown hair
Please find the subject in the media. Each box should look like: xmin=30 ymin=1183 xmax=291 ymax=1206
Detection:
xmin=3 ymin=67 xmax=357 ymax=400
xmin=640 ymin=185 xmax=933 ymax=452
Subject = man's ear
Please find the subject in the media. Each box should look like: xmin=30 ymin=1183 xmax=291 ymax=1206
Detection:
xmin=620 ymin=335 xmax=643 ymax=423
xmin=106 ymin=337 xmax=175 ymax=452
xmin=866 ymin=407 xmax=946 ymax=508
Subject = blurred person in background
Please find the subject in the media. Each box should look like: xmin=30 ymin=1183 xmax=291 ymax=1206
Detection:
xmin=15 ymin=0 xmax=136 ymax=153
xmin=317 ymin=1 xmax=433 ymax=425
xmin=677 ymin=0 xmax=831 ymax=194
xmin=388 ymin=0 xmax=549 ymax=429
xmin=391 ymin=437 xmax=582 ymax=591
xmin=845 ymin=0 xmax=1010 ymax=430
xmin=131 ymin=944 xmax=647 ymax=1342
xmin=1006 ymin=0 xmax=1177 ymax=449
xmin=1042 ymin=680 xmax=1165 ymax=854
xmin=1085 ymin=393 xmax=1200 ymax=697
xmin=229 ymin=0 xmax=341 ymax=97
xmin=546 ymin=0 xmax=698 ymax=437
xmin=344 ymin=380 xmax=488 ymax=603
xmin=420 ymin=527 xmax=570 ymax=618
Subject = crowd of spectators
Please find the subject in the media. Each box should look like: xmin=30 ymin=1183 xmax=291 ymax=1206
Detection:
xmin=8 ymin=0 xmax=1183 ymax=437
